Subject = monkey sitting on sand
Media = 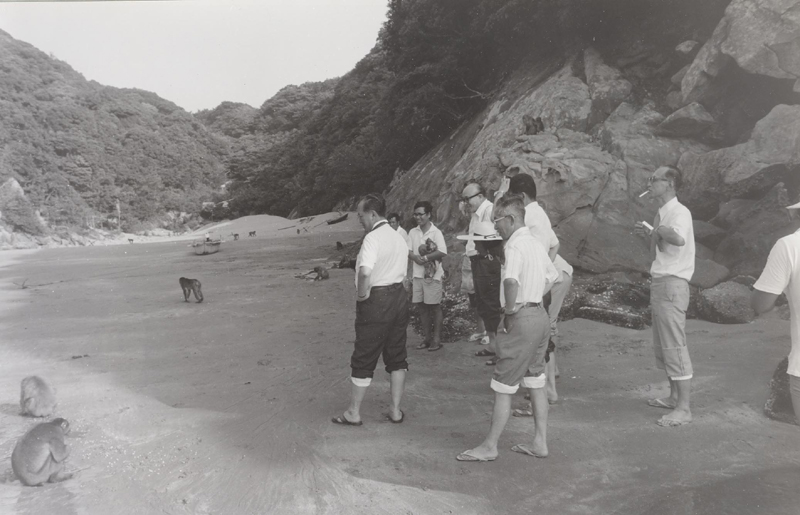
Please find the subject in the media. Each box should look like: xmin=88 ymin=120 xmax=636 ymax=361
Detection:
xmin=179 ymin=277 xmax=203 ymax=303
xmin=20 ymin=376 xmax=57 ymax=418
xmin=12 ymin=418 xmax=73 ymax=486
xmin=294 ymin=266 xmax=329 ymax=281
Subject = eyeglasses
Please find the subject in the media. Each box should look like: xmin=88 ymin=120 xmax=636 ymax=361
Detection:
xmin=412 ymin=212 xmax=428 ymax=217
xmin=492 ymin=215 xmax=510 ymax=224
xmin=460 ymin=192 xmax=481 ymax=203
xmin=648 ymin=176 xmax=669 ymax=184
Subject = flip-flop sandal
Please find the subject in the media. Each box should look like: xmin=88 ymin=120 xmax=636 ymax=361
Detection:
xmin=427 ymin=343 xmax=443 ymax=352
xmin=474 ymin=349 xmax=495 ymax=357
xmin=647 ymin=398 xmax=676 ymax=409
xmin=512 ymin=408 xmax=533 ymax=417
xmin=485 ymin=357 xmax=498 ymax=366
xmin=387 ymin=410 xmax=404 ymax=423
xmin=416 ymin=342 xmax=430 ymax=350
xmin=331 ymin=415 xmax=363 ymax=426
xmin=455 ymin=450 xmax=497 ymax=462
xmin=468 ymin=332 xmax=488 ymax=342
xmin=656 ymin=416 xmax=691 ymax=427
xmin=510 ymin=444 xmax=547 ymax=458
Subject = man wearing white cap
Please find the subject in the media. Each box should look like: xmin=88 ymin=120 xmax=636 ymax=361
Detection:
xmin=635 ymin=165 xmax=695 ymax=427
xmin=460 ymin=181 xmax=503 ymax=363
xmin=456 ymin=195 xmax=559 ymax=461
xmin=752 ymin=200 xmax=800 ymax=423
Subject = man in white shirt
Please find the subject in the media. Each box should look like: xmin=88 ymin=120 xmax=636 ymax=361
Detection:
xmin=460 ymin=181 xmax=503 ymax=363
xmin=508 ymin=173 xmax=574 ymax=405
xmin=387 ymin=212 xmax=410 ymax=245
xmin=408 ymin=201 xmax=448 ymax=351
xmin=752 ymin=201 xmax=800 ymax=423
xmin=332 ymin=194 xmax=410 ymax=426
xmin=635 ymin=166 xmax=695 ymax=427
xmin=456 ymin=195 xmax=559 ymax=462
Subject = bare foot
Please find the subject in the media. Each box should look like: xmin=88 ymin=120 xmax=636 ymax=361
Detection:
xmin=657 ymin=408 xmax=692 ymax=427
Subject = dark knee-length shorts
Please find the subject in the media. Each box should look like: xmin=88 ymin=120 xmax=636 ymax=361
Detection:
xmin=351 ymin=282 xmax=410 ymax=379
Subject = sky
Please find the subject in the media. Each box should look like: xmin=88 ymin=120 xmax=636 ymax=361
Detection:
xmin=0 ymin=0 xmax=388 ymax=112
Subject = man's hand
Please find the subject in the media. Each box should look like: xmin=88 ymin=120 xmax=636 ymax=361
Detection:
xmin=502 ymin=311 xmax=516 ymax=333
xmin=633 ymin=221 xmax=653 ymax=237
xmin=357 ymin=290 xmax=370 ymax=302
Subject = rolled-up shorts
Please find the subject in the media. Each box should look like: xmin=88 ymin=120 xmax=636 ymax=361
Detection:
xmin=413 ymin=277 xmax=442 ymax=305
xmin=651 ymin=276 xmax=693 ymax=379
xmin=490 ymin=305 xmax=550 ymax=394
xmin=351 ymin=283 xmax=410 ymax=379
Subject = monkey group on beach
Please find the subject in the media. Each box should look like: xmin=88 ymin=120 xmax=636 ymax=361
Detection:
xmin=11 ymin=376 xmax=74 ymax=486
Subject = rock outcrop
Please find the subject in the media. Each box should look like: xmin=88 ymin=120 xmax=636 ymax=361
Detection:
xmin=698 ymin=281 xmax=756 ymax=324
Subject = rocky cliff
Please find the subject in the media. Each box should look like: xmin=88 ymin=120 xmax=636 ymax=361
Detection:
xmin=386 ymin=0 xmax=800 ymax=284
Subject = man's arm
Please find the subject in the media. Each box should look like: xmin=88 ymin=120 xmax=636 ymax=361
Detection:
xmin=503 ymin=279 xmax=519 ymax=314
xmin=548 ymin=242 xmax=559 ymax=262
xmin=655 ymin=225 xmax=685 ymax=246
xmin=752 ymin=289 xmax=779 ymax=314
xmin=357 ymin=266 xmax=373 ymax=301
xmin=409 ymin=249 xmax=425 ymax=265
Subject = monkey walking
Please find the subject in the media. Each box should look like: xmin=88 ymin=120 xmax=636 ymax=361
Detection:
xmin=249 ymin=231 xmax=256 ymax=237
xmin=20 ymin=376 xmax=57 ymax=418
xmin=12 ymin=418 xmax=73 ymax=486
xmin=179 ymin=277 xmax=203 ymax=303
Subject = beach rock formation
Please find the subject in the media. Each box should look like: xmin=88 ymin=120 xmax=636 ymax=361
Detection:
xmin=765 ymin=357 xmax=798 ymax=425
xmin=697 ymin=281 xmax=756 ymax=324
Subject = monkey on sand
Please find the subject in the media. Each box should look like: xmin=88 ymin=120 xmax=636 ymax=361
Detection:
xmin=12 ymin=418 xmax=73 ymax=486
xmin=20 ymin=376 xmax=56 ymax=417
xmin=179 ymin=277 xmax=204 ymax=303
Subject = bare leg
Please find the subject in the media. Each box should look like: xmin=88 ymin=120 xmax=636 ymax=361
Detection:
xmin=432 ymin=305 xmax=443 ymax=345
xmin=419 ymin=304 xmax=432 ymax=345
xmin=487 ymin=330 xmax=497 ymax=354
xmin=459 ymin=392 xmax=512 ymax=460
xmin=389 ymin=370 xmax=406 ymax=421
xmin=658 ymin=378 xmax=692 ymax=426
xmin=343 ymin=383 xmax=368 ymax=423
xmin=545 ymin=357 xmax=558 ymax=404
xmin=790 ymin=376 xmax=800 ymax=425
xmin=650 ymin=376 xmax=679 ymax=408
xmin=524 ymin=387 xmax=549 ymax=457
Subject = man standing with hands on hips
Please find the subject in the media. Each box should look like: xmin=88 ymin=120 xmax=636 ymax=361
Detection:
xmin=635 ymin=166 xmax=695 ymax=427
xmin=456 ymin=195 xmax=558 ymax=462
xmin=332 ymin=193 xmax=410 ymax=426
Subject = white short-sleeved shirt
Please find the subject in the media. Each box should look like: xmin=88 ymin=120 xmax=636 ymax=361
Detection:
xmin=408 ymin=223 xmax=448 ymax=280
xmin=356 ymin=220 xmax=409 ymax=289
xmin=465 ymin=199 xmax=493 ymax=256
xmin=524 ymin=202 xmax=574 ymax=276
xmin=396 ymin=226 xmax=409 ymax=246
xmin=754 ymin=229 xmax=800 ymax=377
xmin=651 ymin=197 xmax=695 ymax=281
xmin=500 ymin=227 xmax=559 ymax=308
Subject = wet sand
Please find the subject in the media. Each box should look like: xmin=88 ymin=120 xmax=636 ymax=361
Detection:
xmin=0 ymin=226 xmax=798 ymax=514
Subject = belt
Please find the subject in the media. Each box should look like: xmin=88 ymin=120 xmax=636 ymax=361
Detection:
xmin=520 ymin=302 xmax=542 ymax=308
xmin=371 ymin=282 xmax=404 ymax=291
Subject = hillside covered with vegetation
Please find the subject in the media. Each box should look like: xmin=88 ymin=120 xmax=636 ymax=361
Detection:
xmin=0 ymin=29 xmax=229 ymax=232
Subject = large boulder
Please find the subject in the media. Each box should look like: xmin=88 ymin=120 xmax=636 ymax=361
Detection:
xmin=693 ymin=219 xmax=727 ymax=249
xmin=697 ymin=281 xmax=755 ymax=324
xmin=654 ymin=102 xmax=715 ymax=138
xmin=584 ymin=48 xmax=633 ymax=127
xmin=679 ymin=104 xmax=800 ymax=220
xmin=681 ymin=0 xmax=800 ymax=105
xmin=691 ymin=258 xmax=730 ymax=289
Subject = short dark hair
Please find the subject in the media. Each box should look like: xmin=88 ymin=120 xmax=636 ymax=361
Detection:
xmin=508 ymin=173 xmax=537 ymax=199
xmin=360 ymin=193 xmax=386 ymax=217
xmin=387 ymin=212 xmax=401 ymax=222
xmin=494 ymin=194 xmax=526 ymax=221
xmin=414 ymin=200 xmax=433 ymax=216
xmin=464 ymin=180 xmax=485 ymax=196
xmin=661 ymin=166 xmax=682 ymax=191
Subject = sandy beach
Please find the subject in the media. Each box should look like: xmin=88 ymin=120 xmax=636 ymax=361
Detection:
xmin=0 ymin=218 xmax=798 ymax=515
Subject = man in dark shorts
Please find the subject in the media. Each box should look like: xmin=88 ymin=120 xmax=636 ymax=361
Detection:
xmin=332 ymin=193 xmax=410 ymax=426
xmin=456 ymin=195 xmax=559 ymax=461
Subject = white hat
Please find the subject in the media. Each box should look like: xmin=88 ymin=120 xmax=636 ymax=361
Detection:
xmin=787 ymin=201 xmax=800 ymax=210
xmin=456 ymin=221 xmax=503 ymax=241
